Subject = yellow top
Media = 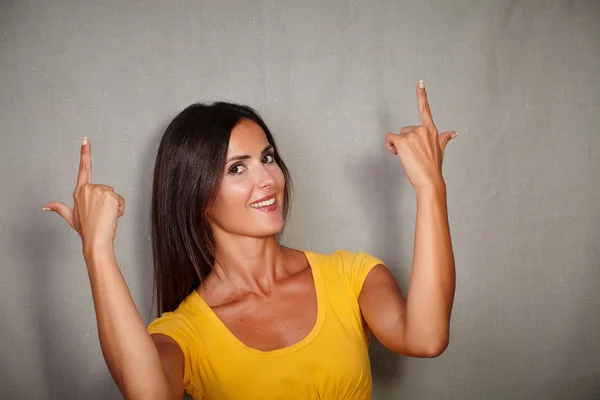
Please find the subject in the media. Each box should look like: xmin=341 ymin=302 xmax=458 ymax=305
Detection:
xmin=147 ymin=250 xmax=384 ymax=400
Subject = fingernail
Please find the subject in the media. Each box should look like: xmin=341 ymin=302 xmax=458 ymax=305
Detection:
xmin=82 ymin=137 xmax=88 ymax=146
xmin=43 ymin=207 xmax=51 ymax=211
xmin=451 ymin=132 xmax=458 ymax=139
xmin=419 ymin=80 xmax=425 ymax=89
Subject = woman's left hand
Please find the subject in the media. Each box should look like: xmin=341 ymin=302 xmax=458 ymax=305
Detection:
xmin=385 ymin=80 xmax=457 ymax=191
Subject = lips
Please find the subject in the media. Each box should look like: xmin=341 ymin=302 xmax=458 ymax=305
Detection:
xmin=249 ymin=193 xmax=276 ymax=206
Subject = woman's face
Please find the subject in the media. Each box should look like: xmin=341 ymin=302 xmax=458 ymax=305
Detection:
xmin=207 ymin=119 xmax=286 ymax=238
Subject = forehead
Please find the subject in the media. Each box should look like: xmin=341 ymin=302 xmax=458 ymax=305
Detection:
xmin=227 ymin=119 xmax=269 ymax=155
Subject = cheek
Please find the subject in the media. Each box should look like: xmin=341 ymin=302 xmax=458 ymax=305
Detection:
xmin=210 ymin=178 xmax=253 ymax=217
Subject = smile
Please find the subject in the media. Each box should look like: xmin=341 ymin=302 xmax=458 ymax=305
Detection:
xmin=250 ymin=197 xmax=276 ymax=208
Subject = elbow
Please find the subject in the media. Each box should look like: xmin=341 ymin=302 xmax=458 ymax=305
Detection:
xmin=419 ymin=337 xmax=449 ymax=358
xmin=389 ymin=321 xmax=451 ymax=357
xmin=390 ymin=335 xmax=449 ymax=358
xmin=411 ymin=322 xmax=451 ymax=358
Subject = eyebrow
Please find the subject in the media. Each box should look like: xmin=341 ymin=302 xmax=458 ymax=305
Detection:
xmin=226 ymin=145 xmax=274 ymax=164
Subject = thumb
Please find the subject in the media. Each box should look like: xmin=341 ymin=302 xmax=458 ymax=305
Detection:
xmin=439 ymin=130 xmax=457 ymax=154
xmin=43 ymin=202 xmax=75 ymax=229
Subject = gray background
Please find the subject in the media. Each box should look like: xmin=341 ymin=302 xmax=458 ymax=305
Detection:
xmin=1 ymin=0 xmax=599 ymax=399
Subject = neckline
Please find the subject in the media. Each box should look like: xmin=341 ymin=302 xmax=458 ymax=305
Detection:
xmin=189 ymin=249 xmax=326 ymax=358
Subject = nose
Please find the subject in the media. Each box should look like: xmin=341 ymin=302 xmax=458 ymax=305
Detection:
xmin=255 ymin=164 xmax=275 ymax=188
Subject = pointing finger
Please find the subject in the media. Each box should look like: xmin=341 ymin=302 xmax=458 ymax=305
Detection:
xmin=76 ymin=137 xmax=92 ymax=190
xmin=417 ymin=80 xmax=436 ymax=129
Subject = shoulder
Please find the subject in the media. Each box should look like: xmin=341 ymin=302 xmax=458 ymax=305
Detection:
xmin=304 ymin=249 xmax=385 ymax=296
xmin=147 ymin=290 xmax=200 ymax=337
xmin=304 ymin=248 xmax=384 ymax=269
xmin=148 ymin=291 xmax=203 ymax=397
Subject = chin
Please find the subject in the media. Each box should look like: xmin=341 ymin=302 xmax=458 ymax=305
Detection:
xmin=248 ymin=217 xmax=284 ymax=237
xmin=255 ymin=222 xmax=284 ymax=238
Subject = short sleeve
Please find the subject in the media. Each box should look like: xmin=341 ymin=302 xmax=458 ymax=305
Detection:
xmin=336 ymin=250 xmax=386 ymax=297
xmin=148 ymin=311 xmax=197 ymax=395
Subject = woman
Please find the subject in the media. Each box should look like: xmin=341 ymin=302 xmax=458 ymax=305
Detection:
xmin=43 ymin=80 xmax=457 ymax=400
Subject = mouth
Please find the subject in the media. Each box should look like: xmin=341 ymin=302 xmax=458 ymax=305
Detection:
xmin=249 ymin=194 xmax=277 ymax=211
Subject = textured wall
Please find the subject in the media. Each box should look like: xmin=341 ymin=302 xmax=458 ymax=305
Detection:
xmin=1 ymin=0 xmax=599 ymax=398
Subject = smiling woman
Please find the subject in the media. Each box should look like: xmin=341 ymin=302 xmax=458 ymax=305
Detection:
xmin=43 ymin=83 xmax=457 ymax=400
xmin=149 ymin=103 xmax=293 ymax=317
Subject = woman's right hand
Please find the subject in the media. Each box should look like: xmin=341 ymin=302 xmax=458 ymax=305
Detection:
xmin=43 ymin=137 xmax=125 ymax=254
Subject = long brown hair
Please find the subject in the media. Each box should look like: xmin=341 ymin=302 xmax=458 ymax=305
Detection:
xmin=150 ymin=102 xmax=292 ymax=316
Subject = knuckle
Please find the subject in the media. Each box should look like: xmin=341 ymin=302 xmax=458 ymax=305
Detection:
xmin=98 ymin=184 xmax=115 ymax=192
xmin=76 ymin=183 xmax=88 ymax=196
xmin=96 ymin=186 xmax=110 ymax=198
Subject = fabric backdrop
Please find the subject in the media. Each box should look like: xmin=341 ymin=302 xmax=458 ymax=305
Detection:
xmin=1 ymin=0 xmax=599 ymax=399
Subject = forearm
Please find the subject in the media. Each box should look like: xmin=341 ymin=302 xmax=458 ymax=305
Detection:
xmin=404 ymin=182 xmax=456 ymax=354
xmin=84 ymin=246 xmax=172 ymax=399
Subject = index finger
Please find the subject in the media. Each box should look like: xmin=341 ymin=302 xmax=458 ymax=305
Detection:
xmin=417 ymin=80 xmax=436 ymax=129
xmin=76 ymin=137 xmax=92 ymax=189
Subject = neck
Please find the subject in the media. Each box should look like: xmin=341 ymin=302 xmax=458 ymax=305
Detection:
xmin=209 ymin=231 xmax=288 ymax=296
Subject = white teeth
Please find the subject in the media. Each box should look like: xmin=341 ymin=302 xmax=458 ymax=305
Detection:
xmin=250 ymin=197 xmax=275 ymax=208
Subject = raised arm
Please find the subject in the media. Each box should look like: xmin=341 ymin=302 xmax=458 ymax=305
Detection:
xmin=359 ymin=81 xmax=457 ymax=357
xmin=44 ymin=138 xmax=184 ymax=399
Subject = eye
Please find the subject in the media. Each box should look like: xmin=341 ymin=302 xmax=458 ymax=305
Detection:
xmin=262 ymin=153 xmax=275 ymax=164
xmin=229 ymin=164 xmax=245 ymax=175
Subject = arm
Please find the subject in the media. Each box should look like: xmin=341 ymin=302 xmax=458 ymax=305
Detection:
xmin=151 ymin=334 xmax=187 ymax=399
xmin=359 ymin=183 xmax=455 ymax=357
xmin=360 ymin=81 xmax=457 ymax=358
xmin=85 ymin=245 xmax=184 ymax=399
xmin=43 ymin=138 xmax=185 ymax=399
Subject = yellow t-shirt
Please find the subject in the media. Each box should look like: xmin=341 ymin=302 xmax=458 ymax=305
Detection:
xmin=147 ymin=249 xmax=384 ymax=400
